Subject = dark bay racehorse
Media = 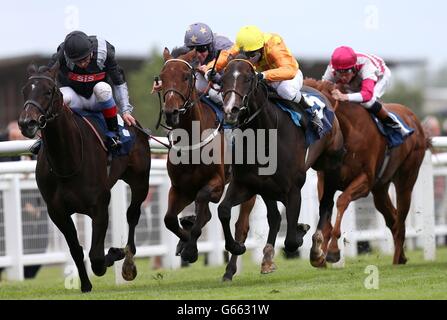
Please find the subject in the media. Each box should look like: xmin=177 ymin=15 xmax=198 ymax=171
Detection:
xmin=217 ymin=58 xmax=344 ymax=279
xmin=18 ymin=64 xmax=151 ymax=292
xmin=159 ymin=48 xmax=255 ymax=264
xmin=304 ymin=78 xmax=429 ymax=266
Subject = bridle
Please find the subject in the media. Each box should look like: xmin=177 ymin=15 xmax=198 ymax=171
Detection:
xmin=158 ymin=58 xmax=222 ymax=151
xmin=161 ymin=59 xmax=197 ymax=121
xmin=222 ymin=59 xmax=268 ymax=128
xmin=23 ymin=74 xmax=84 ymax=178
xmin=23 ymin=75 xmax=60 ymax=129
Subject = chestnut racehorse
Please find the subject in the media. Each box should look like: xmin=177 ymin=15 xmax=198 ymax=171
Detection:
xmin=304 ymin=78 xmax=430 ymax=267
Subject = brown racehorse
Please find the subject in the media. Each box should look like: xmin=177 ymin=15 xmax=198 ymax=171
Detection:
xmin=217 ymin=57 xmax=344 ymax=279
xmin=18 ymin=64 xmax=151 ymax=292
xmin=159 ymin=48 xmax=255 ymax=265
xmin=304 ymin=78 xmax=430 ymax=267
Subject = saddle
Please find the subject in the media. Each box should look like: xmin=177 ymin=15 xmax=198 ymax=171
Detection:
xmin=266 ymin=86 xmax=309 ymax=131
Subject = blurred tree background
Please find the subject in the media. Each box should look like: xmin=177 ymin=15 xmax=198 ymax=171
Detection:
xmin=127 ymin=48 xmax=165 ymax=136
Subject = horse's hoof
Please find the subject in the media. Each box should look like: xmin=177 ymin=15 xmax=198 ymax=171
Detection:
xmin=91 ymin=260 xmax=107 ymax=276
xmin=181 ymin=246 xmax=198 ymax=263
xmin=122 ymin=262 xmax=137 ymax=281
xmin=226 ymin=242 xmax=246 ymax=256
xmin=310 ymin=254 xmax=327 ymax=268
xmin=326 ymin=250 xmax=341 ymax=263
xmin=261 ymin=262 xmax=277 ymax=274
xmin=81 ymin=282 xmax=93 ymax=293
xmin=283 ymin=248 xmax=300 ymax=259
xmin=222 ymin=274 xmax=234 ymax=282
xmin=105 ymin=247 xmax=125 ymax=267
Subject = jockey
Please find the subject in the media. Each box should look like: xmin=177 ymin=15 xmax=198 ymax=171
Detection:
xmin=30 ymin=30 xmax=136 ymax=154
xmin=152 ymin=22 xmax=233 ymax=105
xmin=205 ymin=25 xmax=324 ymax=132
xmin=323 ymin=46 xmax=409 ymax=136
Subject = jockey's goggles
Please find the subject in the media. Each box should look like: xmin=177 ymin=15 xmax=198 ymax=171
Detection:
xmin=335 ymin=67 xmax=355 ymax=74
xmin=189 ymin=45 xmax=209 ymax=53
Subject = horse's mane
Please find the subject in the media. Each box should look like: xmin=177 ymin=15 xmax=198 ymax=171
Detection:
xmin=171 ymin=46 xmax=191 ymax=59
xmin=303 ymin=78 xmax=336 ymax=94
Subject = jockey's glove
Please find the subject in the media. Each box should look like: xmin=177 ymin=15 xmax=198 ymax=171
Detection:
xmin=205 ymin=69 xmax=221 ymax=84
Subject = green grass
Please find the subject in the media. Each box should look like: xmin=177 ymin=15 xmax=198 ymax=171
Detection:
xmin=0 ymin=248 xmax=446 ymax=300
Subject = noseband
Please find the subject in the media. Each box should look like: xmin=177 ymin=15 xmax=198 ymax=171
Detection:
xmin=23 ymin=75 xmax=60 ymax=128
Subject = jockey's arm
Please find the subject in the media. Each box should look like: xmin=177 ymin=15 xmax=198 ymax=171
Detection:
xmin=347 ymin=79 xmax=376 ymax=103
xmin=105 ymin=45 xmax=136 ymax=126
xmin=262 ymin=42 xmax=298 ymax=82
xmin=205 ymin=46 xmax=239 ymax=75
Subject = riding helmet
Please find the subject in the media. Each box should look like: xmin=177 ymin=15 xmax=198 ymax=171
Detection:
xmin=64 ymin=31 xmax=93 ymax=62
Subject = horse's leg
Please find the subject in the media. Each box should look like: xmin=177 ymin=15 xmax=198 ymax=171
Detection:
xmin=164 ymin=186 xmax=193 ymax=243
xmin=222 ymin=196 xmax=256 ymax=282
xmin=261 ymin=198 xmax=281 ymax=274
xmin=218 ymin=181 xmax=255 ymax=255
xmin=180 ymin=202 xmax=212 ymax=263
xmin=89 ymin=194 xmax=110 ymax=277
xmin=283 ymin=173 xmax=306 ymax=254
xmin=180 ymin=175 xmax=225 ymax=263
xmin=372 ymin=184 xmax=400 ymax=263
xmin=311 ymin=172 xmax=337 ymax=268
xmin=327 ymin=173 xmax=370 ymax=263
xmin=393 ymin=177 xmax=418 ymax=265
xmin=119 ymin=175 xmax=150 ymax=281
xmin=48 ymin=210 xmax=92 ymax=292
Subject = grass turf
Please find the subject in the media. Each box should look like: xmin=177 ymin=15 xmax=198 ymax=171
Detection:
xmin=0 ymin=248 xmax=446 ymax=300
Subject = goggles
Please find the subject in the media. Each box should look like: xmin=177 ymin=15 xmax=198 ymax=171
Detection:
xmin=188 ymin=45 xmax=209 ymax=53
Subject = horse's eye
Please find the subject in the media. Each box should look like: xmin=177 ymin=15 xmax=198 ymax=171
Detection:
xmin=46 ymin=90 xmax=52 ymax=95
xmin=184 ymin=76 xmax=189 ymax=81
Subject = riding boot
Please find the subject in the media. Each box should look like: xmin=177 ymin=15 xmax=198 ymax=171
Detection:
xmin=294 ymin=94 xmax=324 ymax=134
xmin=29 ymin=138 xmax=42 ymax=155
xmin=105 ymin=116 xmax=122 ymax=150
xmin=371 ymin=101 xmax=409 ymax=136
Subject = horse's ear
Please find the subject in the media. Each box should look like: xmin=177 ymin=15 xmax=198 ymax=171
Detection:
xmin=49 ymin=61 xmax=60 ymax=79
xmin=27 ymin=64 xmax=37 ymax=76
xmin=163 ymin=47 xmax=172 ymax=61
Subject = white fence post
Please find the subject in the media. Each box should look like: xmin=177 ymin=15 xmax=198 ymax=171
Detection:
xmin=207 ymin=202 xmax=224 ymax=266
xmin=3 ymin=176 xmax=24 ymax=280
xmin=415 ymin=151 xmax=436 ymax=261
xmin=110 ymin=179 xmax=129 ymax=284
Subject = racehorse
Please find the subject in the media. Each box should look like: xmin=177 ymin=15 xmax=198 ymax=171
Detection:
xmin=159 ymin=48 xmax=255 ymax=265
xmin=18 ymin=64 xmax=151 ymax=292
xmin=217 ymin=57 xmax=344 ymax=278
xmin=304 ymin=78 xmax=430 ymax=266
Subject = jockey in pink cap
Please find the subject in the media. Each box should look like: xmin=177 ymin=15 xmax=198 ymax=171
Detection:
xmin=322 ymin=46 xmax=410 ymax=136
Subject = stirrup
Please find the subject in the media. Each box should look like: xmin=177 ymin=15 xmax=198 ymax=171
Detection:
xmin=311 ymin=114 xmax=324 ymax=134
xmin=110 ymin=136 xmax=122 ymax=150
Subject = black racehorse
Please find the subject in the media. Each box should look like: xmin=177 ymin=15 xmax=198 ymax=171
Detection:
xmin=217 ymin=56 xmax=344 ymax=279
xmin=18 ymin=63 xmax=151 ymax=292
